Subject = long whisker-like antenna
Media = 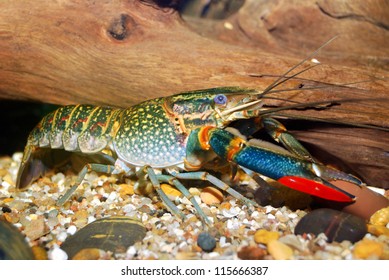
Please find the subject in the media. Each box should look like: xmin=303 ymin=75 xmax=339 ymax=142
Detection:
xmin=256 ymin=36 xmax=339 ymax=99
xmin=257 ymin=64 xmax=320 ymax=98
xmin=258 ymin=98 xmax=384 ymax=116
xmin=255 ymin=77 xmax=375 ymax=96
xmin=271 ymin=112 xmax=389 ymax=132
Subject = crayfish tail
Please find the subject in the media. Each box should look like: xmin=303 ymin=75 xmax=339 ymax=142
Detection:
xmin=16 ymin=147 xmax=72 ymax=189
xmin=16 ymin=146 xmax=48 ymax=189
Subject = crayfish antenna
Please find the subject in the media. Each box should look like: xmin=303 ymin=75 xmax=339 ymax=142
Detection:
xmin=256 ymin=36 xmax=339 ymax=99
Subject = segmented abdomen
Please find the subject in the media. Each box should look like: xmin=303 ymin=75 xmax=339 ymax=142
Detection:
xmin=28 ymin=105 xmax=121 ymax=153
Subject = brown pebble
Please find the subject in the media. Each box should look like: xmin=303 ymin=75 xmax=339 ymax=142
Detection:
xmin=23 ymin=215 xmax=48 ymax=241
xmin=73 ymin=209 xmax=89 ymax=228
xmin=72 ymin=248 xmax=104 ymax=260
xmin=200 ymin=187 xmax=224 ymax=205
xmin=237 ymin=245 xmax=267 ymax=260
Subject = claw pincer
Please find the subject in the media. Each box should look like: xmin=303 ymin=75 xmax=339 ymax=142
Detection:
xmin=188 ymin=126 xmax=359 ymax=202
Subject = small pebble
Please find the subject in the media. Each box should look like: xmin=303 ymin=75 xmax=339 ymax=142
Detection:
xmin=161 ymin=184 xmax=182 ymax=200
xmin=48 ymin=209 xmax=59 ymax=218
xmin=67 ymin=225 xmax=77 ymax=235
xmin=72 ymin=248 xmax=104 ymax=260
xmin=119 ymin=184 xmax=134 ymax=198
xmin=367 ymin=224 xmax=389 ymax=237
xmin=200 ymin=187 xmax=223 ymax=205
xmin=278 ymin=234 xmax=306 ymax=252
xmin=197 ymin=232 xmax=216 ymax=252
xmin=220 ymin=202 xmax=231 ymax=210
xmin=369 ymin=206 xmax=389 ymax=226
xmin=48 ymin=245 xmax=68 ymax=260
xmin=237 ymin=245 xmax=266 ymax=260
xmin=254 ymin=229 xmax=280 ymax=244
xmin=353 ymin=239 xmax=384 ymax=259
xmin=23 ymin=215 xmax=47 ymax=241
xmin=221 ymin=207 xmax=239 ymax=218
xmin=267 ymin=240 xmax=293 ymax=260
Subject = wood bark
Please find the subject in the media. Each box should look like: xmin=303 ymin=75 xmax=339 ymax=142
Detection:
xmin=0 ymin=0 xmax=388 ymax=187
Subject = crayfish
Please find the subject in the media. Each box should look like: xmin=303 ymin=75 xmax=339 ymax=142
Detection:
xmin=16 ymin=39 xmax=368 ymax=225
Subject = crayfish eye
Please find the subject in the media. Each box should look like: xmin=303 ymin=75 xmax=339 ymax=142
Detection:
xmin=214 ymin=94 xmax=227 ymax=105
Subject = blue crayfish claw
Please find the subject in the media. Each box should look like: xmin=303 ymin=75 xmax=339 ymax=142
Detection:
xmin=188 ymin=126 xmax=358 ymax=203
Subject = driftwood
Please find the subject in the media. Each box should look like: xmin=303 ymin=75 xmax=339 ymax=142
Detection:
xmin=0 ymin=0 xmax=388 ymax=187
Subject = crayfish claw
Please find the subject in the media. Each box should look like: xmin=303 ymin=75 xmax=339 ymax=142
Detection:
xmin=277 ymin=176 xmax=355 ymax=203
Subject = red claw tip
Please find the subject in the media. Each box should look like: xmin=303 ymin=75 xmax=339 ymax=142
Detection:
xmin=278 ymin=176 xmax=354 ymax=203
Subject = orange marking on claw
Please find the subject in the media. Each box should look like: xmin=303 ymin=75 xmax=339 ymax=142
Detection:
xmin=226 ymin=137 xmax=245 ymax=161
xmin=198 ymin=126 xmax=214 ymax=150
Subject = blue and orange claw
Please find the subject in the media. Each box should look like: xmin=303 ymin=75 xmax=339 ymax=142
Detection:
xmin=278 ymin=176 xmax=355 ymax=203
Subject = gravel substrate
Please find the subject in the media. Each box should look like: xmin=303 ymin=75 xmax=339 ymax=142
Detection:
xmin=0 ymin=152 xmax=388 ymax=260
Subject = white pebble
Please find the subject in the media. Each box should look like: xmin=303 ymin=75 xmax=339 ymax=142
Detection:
xmin=160 ymin=213 xmax=173 ymax=221
xmin=86 ymin=216 xmax=95 ymax=224
xmin=265 ymin=205 xmax=275 ymax=213
xmin=173 ymin=228 xmax=184 ymax=237
xmin=207 ymin=252 xmax=220 ymax=259
xmin=51 ymin=173 xmax=65 ymax=184
xmin=48 ymin=245 xmax=68 ymax=260
xmin=106 ymin=191 xmax=117 ymax=203
xmin=141 ymin=213 xmax=149 ymax=223
xmin=288 ymin=212 xmax=298 ymax=219
xmin=222 ymin=207 xmax=239 ymax=218
xmin=126 ymin=246 xmax=137 ymax=257
xmin=57 ymin=231 xmax=68 ymax=242
xmin=267 ymin=213 xmax=275 ymax=220
xmin=66 ymin=225 xmax=77 ymax=235
xmin=226 ymin=219 xmax=240 ymax=230
xmin=250 ymin=210 xmax=260 ymax=218
xmin=59 ymin=216 xmax=71 ymax=226
xmin=219 ymin=236 xmax=231 ymax=248
xmin=90 ymin=197 xmax=101 ymax=207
